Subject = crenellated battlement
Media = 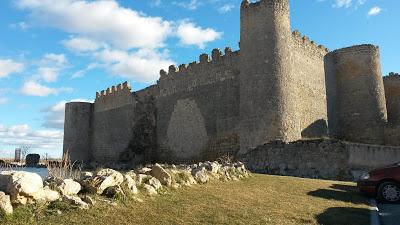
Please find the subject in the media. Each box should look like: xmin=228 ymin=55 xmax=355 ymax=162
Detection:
xmin=95 ymin=81 xmax=131 ymax=100
xmin=241 ymin=0 xmax=289 ymax=13
xmin=291 ymin=30 xmax=329 ymax=58
xmin=159 ymin=47 xmax=239 ymax=81
xmin=94 ymin=81 xmax=135 ymax=112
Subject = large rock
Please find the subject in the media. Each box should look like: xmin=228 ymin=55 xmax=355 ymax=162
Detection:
xmin=81 ymin=169 xmax=123 ymax=194
xmin=151 ymin=164 xmax=172 ymax=186
xmin=172 ymin=171 xmax=197 ymax=187
xmin=136 ymin=174 xmax=152 ymax=185
xmin=123 ymin=175 xmax=138 ymax=195
xmin=192 ymin=167 xmax=210 ymax=184
xmin=0 ymin=191 xmax=13 ymax=215
xmin=58 ymin=179 xmax=81 ymax=196
xmin=204 ymin=161 xmax=221 ymax=174
xmin=142 ymin=184 xmax=157 ymax=196
xmin=146 ymin=177 xmax=162 ymax=190
xmin=32 ymin=187 xmax=60 ymax=202
xmin=0 ymin=171 xmax=43 ymax=201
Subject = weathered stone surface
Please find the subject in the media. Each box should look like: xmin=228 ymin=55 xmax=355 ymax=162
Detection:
xmin=0 ymin=171 xmax=43 ymax=200
xmin=146 ymin=177 xmax=162 ymax=190
xmin=62 ymin=195 xmax=89 ymax=209
xmin=81 ymin=169 xmax=123 ymax=194
xmin=151 ymin=164 xmax=172 ymax=186
xmin=142 ymin=184 xmax=157 ymax=196
xmin=32 ymin=187 xmax=60 ymax=202
xmin=0 ymin=191 xmax=13 ymax=215
xmin=124 ymin=175 xmax=138 ymax=195
xmin=136 ymin=174 xmax=151 ymax=185
xmin=192 ymin=167 xmax=209 ymax=184
xmin=58 ymin=179 xmax=81 ymax=196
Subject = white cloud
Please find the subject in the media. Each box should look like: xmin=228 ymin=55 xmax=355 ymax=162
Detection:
xmin=150 ymin=0 xmax=162 ymax=7
xmin=95 ymin=49 xmax=174 ymax=83
xmin=0 ymin=97 xmax=9 ymax=105
xmin=218 ymin=4 xmax=235 ymax=13
xmin=41 ymin=53 xmax=67 ymax=66
xmin=368 ymin=6 xmax=382 ymax=16
xmin=38 ymin=67 xmax=58 ymax=82
xmin=42 ymin=99 xmax=92 ymax=129
xmin=0 ymin=59 xmax=24 ymax=78
xmin=176 ymin=0 xmax=201 ymax=10
xmin=15 ymin=0 xmax=172 ymax=49
xmin=334 ymin=0 xmax=353 ymax=8
xmin=62 ymin=37 xmax=101 ymax=53
xmin=0 ymin=123 xmax=63 ymax=155
xmin=332 ymin=0 xmax=366 ymax=9
xmin=10 ymin=21 xmax=30 ymax=30
xmin=20 ymin=81 xmax=73 ymax=97
xmin=177 ymin=21 xmax=222 ymax=49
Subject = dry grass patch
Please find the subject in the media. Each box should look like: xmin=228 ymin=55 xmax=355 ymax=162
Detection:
xmin=1 ymin=174 xmax=371 ymax=225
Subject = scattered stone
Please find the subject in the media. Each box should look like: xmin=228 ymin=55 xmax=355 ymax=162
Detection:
xmin=81 ymin=169 xmax=124 ymax=194
xmin=142 ymin=184 xmax=157 ymax=196
xmin=136 ymin=174 xmax=152 ymax=185
xmin=151 ymin=164 xmax=172 ymax=187
xmin=32 ymin=187 xmax=60 ymax=202
xmin=192 ymin=167 xmax=210 ymax=184
xmin=0 ymin=171 xmax=43 ymax=202
xmin=0 ymin=191 xmax=13 ymax=215
xmin=58 ymin=179 xmax=81 ymax=196
xmin=62 ymin=195 xmax=89 ymax=209
xmin=124 ymin=175 xmax=138 ymax=195
xmin=146 ymin=177 xmax=162 ymax=190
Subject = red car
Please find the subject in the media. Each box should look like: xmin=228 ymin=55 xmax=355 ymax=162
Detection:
xmin=358 ymin=162 xmax=400 ymax=202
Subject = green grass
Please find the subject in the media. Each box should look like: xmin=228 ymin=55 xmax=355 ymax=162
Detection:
xmin=0 ymin=174 xmax=371 ymax=225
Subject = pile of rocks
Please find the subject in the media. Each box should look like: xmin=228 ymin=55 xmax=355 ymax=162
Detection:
xmin=0 ymin=161 xmax=250 ymax=215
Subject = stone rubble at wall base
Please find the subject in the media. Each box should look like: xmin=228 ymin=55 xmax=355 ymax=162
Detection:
xmin=0 ymin=161 xmax=250 ymax=215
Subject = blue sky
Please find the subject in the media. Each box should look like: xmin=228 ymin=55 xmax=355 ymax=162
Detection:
xmin=0 ymin=0 xmax=399 ymax=158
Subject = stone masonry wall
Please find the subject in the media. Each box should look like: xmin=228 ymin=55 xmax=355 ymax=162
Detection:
xmin=92 ymin=83 xmax=136 ymax=163
xmin=291 ymin=30 xmax=329 ymax=138
xmin=239 ymin=139 xmax=400 ymax=181
xmin=156 ymin=48 xmax=240 ymax=163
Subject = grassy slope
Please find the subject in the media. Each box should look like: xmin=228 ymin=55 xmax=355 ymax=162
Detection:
xmin=1 ymin=174 xmax=370 ymax=225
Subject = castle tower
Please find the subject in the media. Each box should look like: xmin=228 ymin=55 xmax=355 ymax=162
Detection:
xmin=63 ymin=102 xmax=93 ymax=163
xmin=239 ymin=0 xmax=300 ymax=153
xmin=325 ymin=45 xmax=387 ymax=144
xmin=384 ymin=73 xmax=400 ymax=124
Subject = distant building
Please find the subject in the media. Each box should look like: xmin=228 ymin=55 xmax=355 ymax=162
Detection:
xmin=14 ymin=148 xmax=21 ymax=162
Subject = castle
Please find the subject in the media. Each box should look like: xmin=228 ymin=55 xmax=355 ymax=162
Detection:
xmin=64 ymin=0 xmax=400 ymax=167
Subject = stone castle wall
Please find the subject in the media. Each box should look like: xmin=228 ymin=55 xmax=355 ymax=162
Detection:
xmin=156 ymin=48 xmax=241 ymax=163
xmin=63 ymin=0 xmax=400 ymax=172
xmin=291 ymin=30 xmax=329 ymax=138
xmin=240 ymin=139 xmax=400 ymax=181
xmin=92 ymin=82 xmax=136 ymax=162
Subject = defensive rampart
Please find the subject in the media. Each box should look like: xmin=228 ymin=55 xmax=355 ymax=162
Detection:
xmin=239 ymin=139 xmax=400 ymax=181
xmin=156 ymin=48 xmax=241 ymax=163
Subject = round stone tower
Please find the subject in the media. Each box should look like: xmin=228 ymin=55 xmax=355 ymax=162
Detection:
xmin=326 ymin=45 xmax=387 ymax=144
xmin=63 ymin=102 xmax=93 ymax=163
xmin=239 ymin=0 xmax=300 ymax=153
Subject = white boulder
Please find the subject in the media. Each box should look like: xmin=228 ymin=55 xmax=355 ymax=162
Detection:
xmin=151 ymin=164 xmax=172 ymax=186
xmin=0 ymin=191 xmax=13 ymax=215
xmin=58 ymin=179 xmax=81 ymax=196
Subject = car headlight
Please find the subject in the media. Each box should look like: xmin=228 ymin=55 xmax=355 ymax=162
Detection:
xmin=360 ymin=173 xmax=370 ymax=180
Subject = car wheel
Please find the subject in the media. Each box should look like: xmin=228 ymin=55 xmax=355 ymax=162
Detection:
xmin=378 ymin=182 xmax=400 ymax=203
